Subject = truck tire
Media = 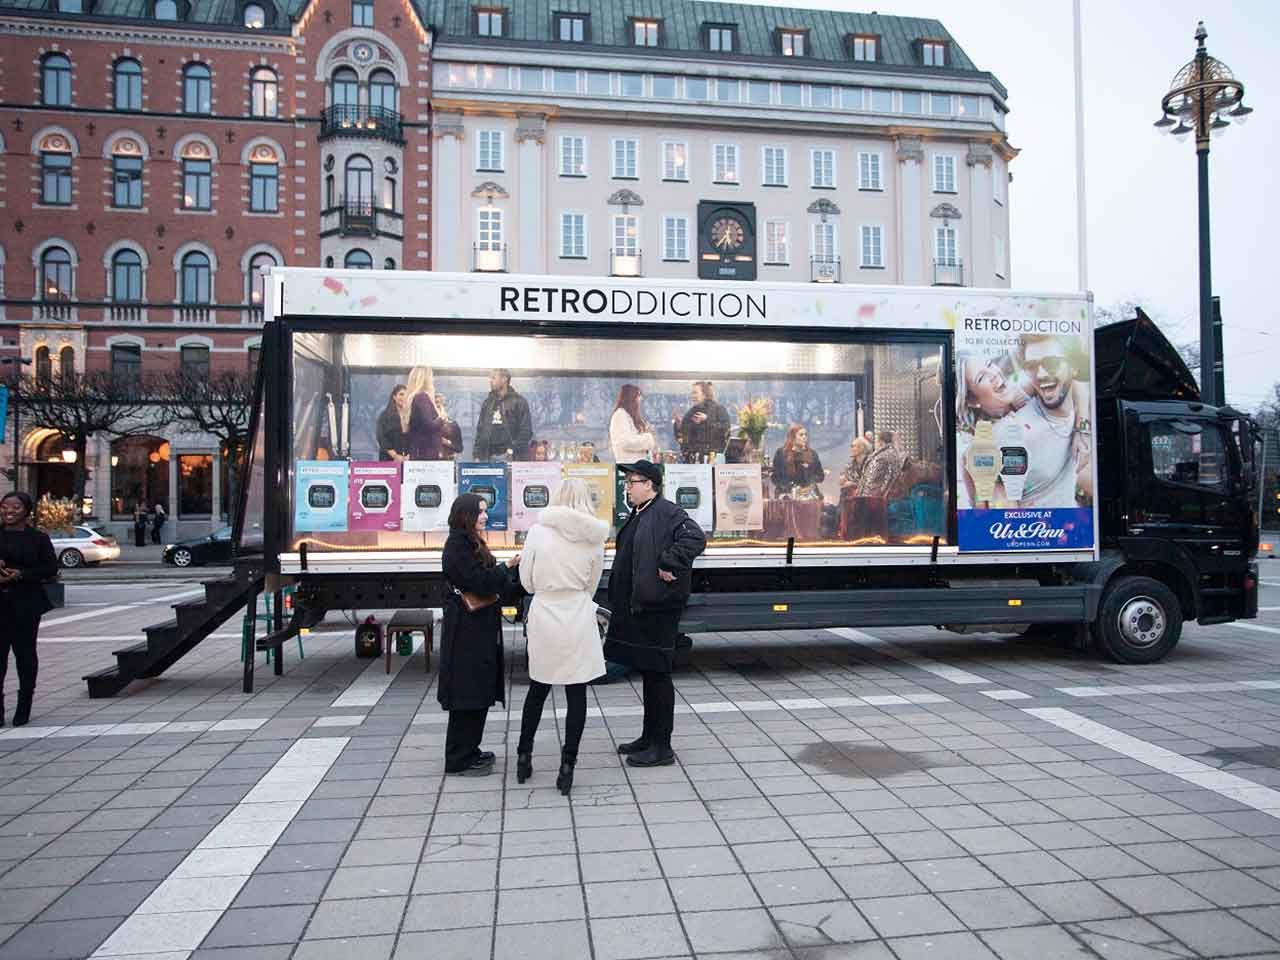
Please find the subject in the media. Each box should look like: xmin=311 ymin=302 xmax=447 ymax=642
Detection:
xmin=1095 ymin=576 xmax=1182 ymax=664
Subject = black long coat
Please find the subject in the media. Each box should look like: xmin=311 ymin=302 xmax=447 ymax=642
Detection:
xmin=438 ymin=530 xmax=520 ymax=711
xmin=0 ymin=527 xmax=58 ymax=620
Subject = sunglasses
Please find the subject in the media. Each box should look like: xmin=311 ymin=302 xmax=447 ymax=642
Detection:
xmin=1021 ymin=354 xmax=1070 ymax=376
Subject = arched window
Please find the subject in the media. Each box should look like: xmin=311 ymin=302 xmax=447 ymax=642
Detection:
xmin=330 ymin=67 xmax=358 ymax=108
xmin=180 ymin=140 xmax=212 ymax=210
xmin=324 ymin=175 xmax=335 ymax=208
xmin=368 ymin=69 xmax=397 ymax=113
xmin=242 ymin=2 xmax=265 ymax=27
xmin=324 ymin=256 xmax=334 ymax=268
xmin=180 ymin=251 xmax=211 ymax=304
xmin=111 ymin=249 xmax=143 ymax=302
xmin=183 ymin=62 xmax=212 ymax=115
xmin=250 ymin=66 xmax=277 ymax=117
xmin=35 ymin=346 xmax=52 ymax=385
xmin=248 ymin=251 xmax=276 ymax=306
xmin=111 ymin=137 xmax=144 ymax=208
xmin=381 ymin=176 xmax=395 ymax=211
xmin=42 ymin=54 xmax=72 ymax=106
xmin=59 ymin=346 xmax=75 ymax=380
xmin=39 ymin=135 xmax=73 ymax=205
xmin=155 ymin=0 xmax=177 ymax=17
xmin=344 ymin=154 xmax=373 ymax=206
xmin=383 ymin=258 xmax=395 ymax=270
xmin=248 ymin=145 xmax=279 ymax=212
xmin=344 ymin=249 xmax=373 ymax=270
xmin=41 ymin=246 xmax=73 ymax=300
xmin=113 ymin=58 xmax=142 ymax=111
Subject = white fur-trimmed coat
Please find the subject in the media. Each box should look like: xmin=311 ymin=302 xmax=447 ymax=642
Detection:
xmin=519 ymin=505 xmax=609 ymax=684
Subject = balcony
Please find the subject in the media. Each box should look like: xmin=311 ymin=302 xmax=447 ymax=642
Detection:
xmin=473 ymin=243 xmax=508 ymax=273
xmin=321 ymin=200 xmax=404 ymax=240
xmin=177 ymin=305 xmax=213 ymax=324
xmin=108 ymin=304 xmax=144 ymax=323
xmin=610 ymin=250 xmax=643 ymax=278
xmin=810 ymin=256 xmax=841 ymax=284
xmin=319 ymin=105 xmax=404 ymax=144
xmin=38 ymin=300 xmax=73 ymax=321
xmin=933 ymin=258 xmax=965 ymax=287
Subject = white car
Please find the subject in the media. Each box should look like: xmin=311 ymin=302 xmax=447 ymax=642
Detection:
xmin=50 ymin=526 xmax=122 ymax=568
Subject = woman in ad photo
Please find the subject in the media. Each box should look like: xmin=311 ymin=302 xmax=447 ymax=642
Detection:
xmin=404 ymin=366 xmax=445 ymax=460
xmin=376 ymin=384 xmax=409 ymax=462
xmin=608 ymin=384 xmax=658 ymax=464
xmin=771 ymin=424 xmax=825 ymax=498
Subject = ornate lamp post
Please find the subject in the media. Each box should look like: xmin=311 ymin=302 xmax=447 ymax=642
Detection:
xmin=1153 ymin=21 xmax=1251 ymax=407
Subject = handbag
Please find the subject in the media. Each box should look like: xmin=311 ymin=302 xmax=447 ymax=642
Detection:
xmin=452 ymin=585 xmax=499 ymax=613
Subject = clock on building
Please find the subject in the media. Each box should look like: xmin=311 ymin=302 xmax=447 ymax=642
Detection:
xmin=698 ymin=201 xmax=757 ymax=281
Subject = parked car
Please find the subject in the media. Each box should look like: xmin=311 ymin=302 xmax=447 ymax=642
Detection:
xmin=163 ymin=526 xmax=234 ymax=567
xmin=51 ymin=526 xmax=121 ymax=568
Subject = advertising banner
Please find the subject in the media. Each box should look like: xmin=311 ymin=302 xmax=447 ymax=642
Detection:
xmin=294 ymin=460 xmax=349 ymax=533
xmin=563 ymin=463 xmax=614 ymax=528
xmin=511 ymin=462 xmax=563 ymax=531
xmin=401 ymin=461 xmax=455 ymax=531
xmin=714 ymin=463 xmax=763 ymax=531
xmin=954 ymin=304 xmax=1094 ymax=551
xmin=663 ymin=463 xmax=714 ymax=532
xmin=459 ymin=462 xmax=509 ymax=531
xmin=347 ymin=461 xmax=401 ymax=532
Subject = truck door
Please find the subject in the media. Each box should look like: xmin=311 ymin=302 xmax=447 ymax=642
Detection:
xmin=1137 ymin=417 xmax=1247 ymax=577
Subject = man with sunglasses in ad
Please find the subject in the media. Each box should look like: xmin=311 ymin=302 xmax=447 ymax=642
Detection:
xmin=1006 ymin=334 xmax=1092 ymax=507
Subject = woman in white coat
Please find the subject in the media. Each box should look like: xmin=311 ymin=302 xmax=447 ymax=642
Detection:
xmin=515 ymin=478 xmax=609 ymax=795
xmin=608 ymin=383 xmax=657 ymax=464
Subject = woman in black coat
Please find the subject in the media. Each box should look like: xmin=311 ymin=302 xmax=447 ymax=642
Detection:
xmin=439 ymin=493 xmax=521 ymax=775
xmin=0 ymin=492 xmax=58 ymax=727
xmin=375 ymin=385 xmax=409 ymax=462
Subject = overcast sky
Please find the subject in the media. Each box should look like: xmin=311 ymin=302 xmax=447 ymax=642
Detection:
xmin=732 ymin=0 xmax=1277 ymax=410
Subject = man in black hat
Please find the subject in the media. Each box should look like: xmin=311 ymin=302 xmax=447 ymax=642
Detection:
xmin=606 ymin=460 xmax=706 ymax=766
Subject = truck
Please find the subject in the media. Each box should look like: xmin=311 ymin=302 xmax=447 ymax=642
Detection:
xmin=82 ymin=269 xmax=1262 ymax=697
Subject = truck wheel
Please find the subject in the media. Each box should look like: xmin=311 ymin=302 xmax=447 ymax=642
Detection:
xmin=1096 ymin=576 xmax=1182 ymax=664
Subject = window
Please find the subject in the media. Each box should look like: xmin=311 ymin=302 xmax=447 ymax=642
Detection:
xmin=858 ymin=151 xmax=882 ymax=191
xmin=586 ymin=71 xmax=610 ymax=95
xmin=474 ymin=7 xmax=503 ymax=37
xmin=382 ymin=176 xmax=395 ymax=210
xmin=850 ymin=34 xmax=878 ymax=62
xmin=330 ymin=67 xmax=358 ymax=107
xmin=555 ymin=13 xmax=587 ymax=42
xmin=383 ymin=258 xmax=395 ymax=270
xmin=183 ymin=62 xmax=212 ymax=114
xmin=181 ymin=345 xmax=210 ymax=381
xmin=477 ymin=130 xmax=503 ymax=172
xmin=620 ymin=74 xmax=643 ymax=98
xmin=612 ymin=214 xmax=638 ymax=255
xmin=811 ymin=148 xmax=834 ymax=189
xmin=765 ymin=220 xmax=789 ymax=264
xmin=958 ymin=94 xmax=980 ymax=118
xmin=930 ymin=93 xmax=952 ymax=116
xmin=59 ymin=346 xmax=74 ymax=380
xmin=901 ymin=90 xmax=924 ymax=114
xmin=921 ymin=40 xmax=947 ymax=66
xmin=56 ymin=0 xmax=84 ymax=11
xmin=778 ymin=82 xmax=802 ymax=106
xmin=351 ymin=0 xmax=372 ymax=26
xmin=182 ymin=157 xmax=211 ymax=210
xmin=250 ymin=67 xmax=277 ymax=117
xmin=559 ymin=135 xmax=585 ymax=177
xmin=762 ymin=146 xmax=787 ymax=186
xmin=248 ymin=345 xmax=261 ymax=378
xmin=478 ymin=207 xmax=503 ymax=253
xmin=778 ymin=29 xmax=806 ymax=56
xmin=860 ymin=225 xmax=883 ymax=267
xmin=345 ymin=154 xmax=373 ymax=204
xmin=111 ymin=249 xmax=143 ymax=301
xmin=612 ymin=139 xmax=638 ymax=179
xmin=706 ymin=24 xmax=735 ymax=52
xmin=713 ymin=143 xmax=738 ymax=184
xmin=869 ymin=88 xmax=892 ymax=112
xmin=243 ymin=2 xmax=265 ymax=26
xmin=662 ymin=141 xmax=687 ymax=181
xmin=519 ymin=66 xmax=543 ymax=91
xmin=934 ymin=225 xmax=957 ymax=267
xmin=41 ymin=151 xmax=73 ymax=205
xmin=42 ymin=54 xmax=72 ymax=106
xmin=811 ymin=85 xmax=833 ymax=109
xmin=110 ymin=435 xmax=169 ymax=519
xmin=41 ymin=247 xmax=73 ymax=299
xmin=112 ymin=154 xmax=143 ymax=208
xmin=110 ymin=344 xmax=141 ymax=384
xmin=813 ymin=222 xmax=836 ymax=263
xmin=933 ymin=154 xmax=957 ymax=193
xmin=715 ymin=79 xmax=739 ymax=103
xmin=250 ymin=159 xmax=278 ymax=212
xmin=35 ymin=347 xmax=52 ymax=385
xmin=178 ymin=454 xmax=214 ymax=516
xmin=652 ymin=74 xmax=675 ymax=99
xmin=662 ymin=216 xmax=688 ymax=261
xmin=747 ymin=80 xmax=770 ymax=105
xmin=368 ymin=69 xmax=396 ymax=112
xmin=560 ymin=212 xmax=585 ymax=258
xmin=249 ymin=252 xmax=275 ymax=306
xmin=632 ymin=18 xmax=659 ymax=47
xmin=553 ymin=69 xmax=577 ymax=93
xmin=841 ymin=86 xmax=863 ymax=110
xmin=113 ymin=59 xmax=142 ymax=111
xmin=155 ymin=0 xmax=177 ymax=18
xmin=181 ymin=251 xmax=211 ymax=303
xmin=684 ymin=77 xmax=708 ymax=101
xmin=345 ymin=249 xmax=373 ymax=269
xmin=1149 ymin=422 xmax=1227 ymax=490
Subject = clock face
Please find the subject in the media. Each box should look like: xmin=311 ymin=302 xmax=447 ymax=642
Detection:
xmin=710 ymin=217 xmax=745 ymax=251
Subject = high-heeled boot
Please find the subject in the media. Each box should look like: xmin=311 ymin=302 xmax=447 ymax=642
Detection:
xmin=0 ymin=693 xmax=5 ymax=728
xmin=556 ymin=749 xmax=576 ymax=796
xmin=516 ymin=752 xmax=533 ymax=784
xmin=12 ymin=689 xmax=32 ymax=728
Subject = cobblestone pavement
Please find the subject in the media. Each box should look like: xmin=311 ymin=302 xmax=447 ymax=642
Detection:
xmin=2 ymin=568 xmax=1280 ymax=959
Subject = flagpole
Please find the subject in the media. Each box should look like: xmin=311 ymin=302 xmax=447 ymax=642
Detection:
xmin=1073 ymin=0 xmax=1089 ymax=291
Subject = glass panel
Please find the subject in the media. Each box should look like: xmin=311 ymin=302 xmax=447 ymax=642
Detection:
xmin=1150 ymin=423 xmax=1227 ymax=490
xmin=110 ymin=436 xmax=169 ymax=519
xmin=178 ymin=454 xmax=214 ymax=515
xmin=747 ymin=80 xmax=770 ymax=105
xmin=869 ymin=88 xmax=893 ymax=112
xmin=901 ymin=90 xmax=923 ymax=114
xmin=651 ymin=74 xmax=675 ymax=99
xmin=841 ymin=87 xmax=863 ymax=110
xmin=286 ymin=331 xmax=948 ymax=554
xmin=586 ymin=71 xmax=611 ymax=95
xmin=958 ymin=94 xmax=980 ymax=118
xmin=684 ymin=77 xmax=708 ymax=101
xmin=519 ymin=67 xmax=543 ymax=91
xmin=811 ymin=85 xmax=833 ymax=109
xmin=715 ymin=79 xmax=738 ymax=103
xmin=619 ymin=74 xmax=643 ymax=98
xmin=778 ymin=82 xmax=801 ymax=106
xmin=553 ymin=69 xmax=577 ymax=93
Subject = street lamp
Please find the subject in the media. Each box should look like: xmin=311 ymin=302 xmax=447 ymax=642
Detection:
xmin=1153 ymin=21 xmax=1251 ymax=408
xmin=0 ymin=357 xmax=32 ymax=490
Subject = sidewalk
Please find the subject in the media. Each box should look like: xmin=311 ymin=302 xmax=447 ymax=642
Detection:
xmin=60 ymin=541 xmax=231 ymax=583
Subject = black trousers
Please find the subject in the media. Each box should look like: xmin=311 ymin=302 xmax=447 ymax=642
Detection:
xmin=444 ymin=708 xmax=488 ymax=771
xmin=517 ymin=681 xmax=586 ymax=759
xmin=0 ymin=613 xmax=39 ymax=704
xmin=640 ymin=671 xmax=675 ymax=749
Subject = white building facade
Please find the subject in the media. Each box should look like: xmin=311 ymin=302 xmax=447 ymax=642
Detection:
xmin=430 ymin=3 xmax=1014 ymax=288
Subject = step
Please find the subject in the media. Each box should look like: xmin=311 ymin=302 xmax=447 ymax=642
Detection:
xmin=83 ymin=665 xmax=131 ymax=699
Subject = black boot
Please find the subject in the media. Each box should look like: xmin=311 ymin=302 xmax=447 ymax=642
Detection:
xmin=617 ymin=736 xmax=650 ymax=755
xmin=0 ymin=693 xmax=5 ymax=728
xmin=12 ymin=690 xmax=32 ymax=728
xmin=556 ymin=750 xmax=576 ymax=796
xmin=516 ymin=752 xmax=533 ymax=784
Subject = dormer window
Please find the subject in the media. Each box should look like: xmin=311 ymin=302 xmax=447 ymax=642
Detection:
xmin=154 ymin=0 xmax=178 ymax=18
xmin=555 ymin=12 xmax=588 ymax=42
xmin=52 ymin=0 xmax=85 ymax=12
xmin=632 ymin=18 xmax=660 ymax=47
xmin=849 ymin=34 xmax=878 ymax=62
xmin=705 ymin=23 xmax=735 ymax=52
xmin=474 ymin=7 xmax=504 ymax=37
xmin=921 ymin=40 xmax=948 ymax=66
xmin=242 ymin=2 xmax=265 ymax=27
xmin=777 ymin=28 xmax=807 ymax=57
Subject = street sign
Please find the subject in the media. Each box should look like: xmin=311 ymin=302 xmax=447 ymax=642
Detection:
xmin=0 ymin=384 xmax=7 ymax=443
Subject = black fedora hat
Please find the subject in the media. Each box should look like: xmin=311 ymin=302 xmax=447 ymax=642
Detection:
xmin=615 ymin=460 xmax=662 ymax=485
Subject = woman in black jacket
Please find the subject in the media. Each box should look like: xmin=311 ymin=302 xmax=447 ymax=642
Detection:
xmin=376 ymin=385 xmax=409 ymax=461
xmin=439 ymin=493 xmax=521 ymax=775
xmin=0 ymin=492 xmax=58 ymax=727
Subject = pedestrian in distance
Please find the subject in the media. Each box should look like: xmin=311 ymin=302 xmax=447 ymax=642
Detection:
xmin=515 ymin=478 xmax=609 ymax=796
xmin=151 ymin=500 xmax=167 ymax=544
xmin=132 ymin=502 xmax=148 ymax=548
xmin=605 ymin=460 xmax=706 ymax=767
xmin=0 ymin=492 xmax=58 ymax=727
xmin=438 ymin=493 xmax=522 ymax=775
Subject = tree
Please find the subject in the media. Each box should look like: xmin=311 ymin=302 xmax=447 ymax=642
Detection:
xmin=161 ymin=368 xmax=255 ymax=523
xmin=14 ymin=370 xmax=171 ymax=509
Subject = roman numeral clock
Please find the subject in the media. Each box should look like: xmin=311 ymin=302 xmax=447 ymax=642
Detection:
xmin=698 ymin=201 xmax=757 ymax=281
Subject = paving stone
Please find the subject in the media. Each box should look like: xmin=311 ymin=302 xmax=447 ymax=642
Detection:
xmin=979 ymin=850 xmax=1082 ymax=886
xmin=306 ymin=896 xmax=406 ymax=940
xmin=939 ymin=888 xmax=1048 ymax=930
xmin=890 ymin=931 xmax=999 ymax=960
xmin=83 ymin=850 xmax=186 ymax=884
xmin=41 ymin=879 xmax=157 ymax=921
xmin=202 ymin=905 xmax=314 ymax=948
xmin=579 ymin=850 xmax=663 ymax=884
xmin=750 ymin=868 xmax=845 ymax=906
xmin=324 ymin=864 xmax=415 ymax=899
xmin=732 ymin=840 xmax=818 ymax=873
xmin=855 ymin=893 xmax=965 ymax=938
xmin=1120 ymin=841 xmax=1226 ymax=874
xmin=492 ymin=919 xmax=589 ymax=960
xmin=413 ymin=859 xmax=496 ymax=894
xmin=771 ymin=899 xmax=876 ymax=947
xmin=401 ymin=890 xmax=495 ymax=931
xmin=906 ymin=856 xmax=1004 ymax=892
xmin=232 ymin=870 xmax=331 ymax=907
xmin=0 ymin=886 xmax=69 ymax=924
xmin=980 ymin=923 xmax=1097 ymax=960
xmin=683 ymin=907 xmax=786 ymax=953
xmin=1151 ymin=910 xmax=1280 ymax=957
xmin=257 ymin=843 xmax=346 ymax=874
xmin=877 ymin=830 xmax=967 ymax=861
xmin=394 ymin=928 xmax=493 ymax=960
xmin=0 ymin=916 xmax=124 ymax=960
xmin=497 ymin=854 xmax=579 ymax=889
xmin=829 ymin=862 xmax=925 ymax=900
xmin=585 ymin=879 xmax=674 ymax=919
xmin=656 ymin=845 xmax=740 ymax=878
xmin=1170 ymin=869 xmax=1280 ymax=908
xmin=293 ymin=935 xmax=395 ymax=960
xmin=589 ymin=914 xmax=688 ymax=960
xmin=1097 ymin=875 xmax=1215 ymax=914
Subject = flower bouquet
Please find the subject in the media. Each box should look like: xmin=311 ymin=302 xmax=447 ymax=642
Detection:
xmin=737 ymin=398 xmax=772 ymax=451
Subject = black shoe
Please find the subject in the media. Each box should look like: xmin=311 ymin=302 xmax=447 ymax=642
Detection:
xmin=12 ymin=692 xmax=31 ymax=728
xmin=556 ymin=751 xmax=576 ymax=796
xmin=626 ymin=746 xmax=675 ymax=767
xmin=476 ymin=750 xmax=495 ymax=764
xmin=448 ymin=755 xmax=494 ymax=776
xmin=617 ymin=737 xmax=650 ymax=756
xmin=516 ymin=752 xmax=533 ymax=784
